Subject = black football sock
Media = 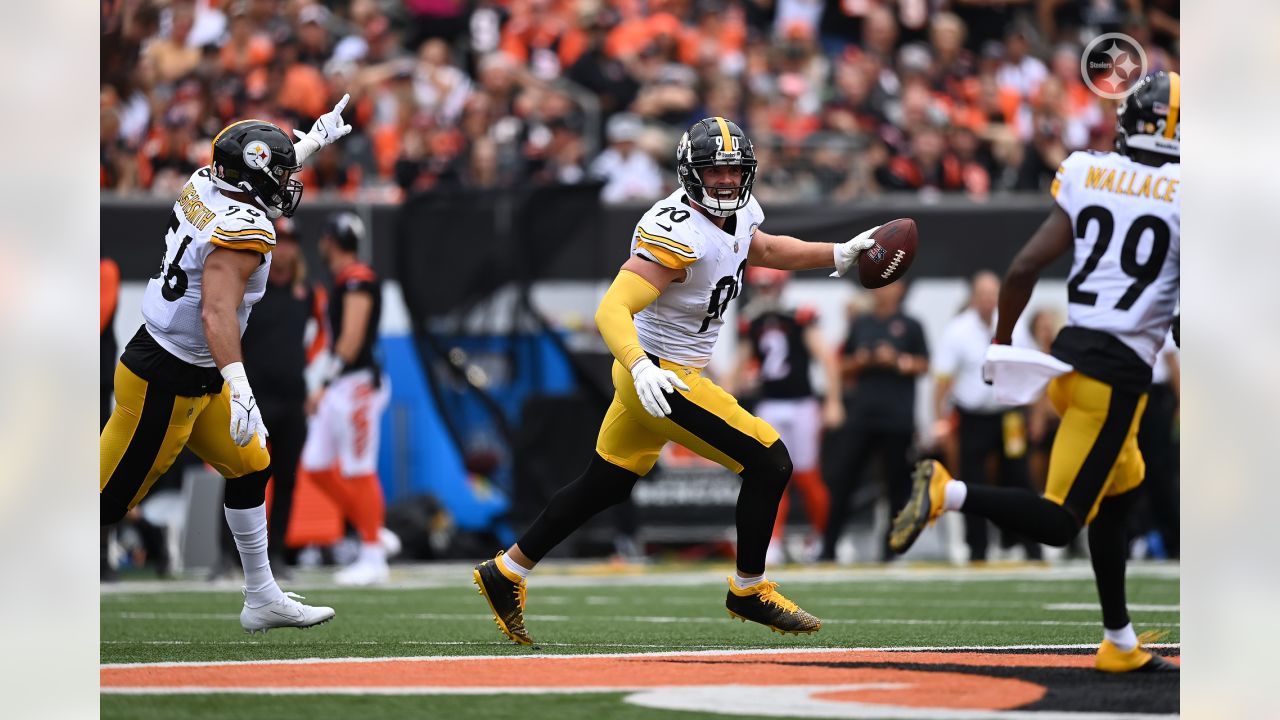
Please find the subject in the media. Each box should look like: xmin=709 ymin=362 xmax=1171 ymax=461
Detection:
xmin=1089 ymin=489 xmax=1139 ymax=630
xmin=961 ymin=486 xmax=1081 ymax=547
xmin=734 ymin=440 xmax=793 ymax=576
xmin=517 ymin=455 xmax=639 ymax=563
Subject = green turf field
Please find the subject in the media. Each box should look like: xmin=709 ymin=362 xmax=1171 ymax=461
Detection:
xmin=101 ymin=561 xmax=1179 ymax=719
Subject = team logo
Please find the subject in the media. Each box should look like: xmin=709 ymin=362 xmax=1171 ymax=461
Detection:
xmin=1080 ymin=33 xmax=1148 ymax=100
xmin=867 ymin=243 xmax=886 ymax=263
xmin=243 ymin=141 xmax=273 ymax=170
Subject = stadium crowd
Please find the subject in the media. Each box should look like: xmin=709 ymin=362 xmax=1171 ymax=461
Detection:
xmin=101 ymin=0 xmax=1179 ymax=204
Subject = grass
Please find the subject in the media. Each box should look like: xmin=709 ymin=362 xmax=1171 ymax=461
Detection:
xmin=100 ymin=561 xmax=1179 ymax=719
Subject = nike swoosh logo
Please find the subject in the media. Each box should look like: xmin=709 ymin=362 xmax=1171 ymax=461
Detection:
xmin=268 ymin=607 xmax=304 ymax=620
xmin=657 ymin=223 xmax=673 ymax=232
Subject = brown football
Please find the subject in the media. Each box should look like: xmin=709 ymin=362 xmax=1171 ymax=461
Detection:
xmin=857 ymin=218 xmax=918 ymax=289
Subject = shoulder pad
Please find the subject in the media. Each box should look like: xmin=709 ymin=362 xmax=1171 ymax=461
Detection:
xmin=633 ymin=201 xmax=704 ymax=270
xmin=209 ymin=204 xmax=275 ymax=255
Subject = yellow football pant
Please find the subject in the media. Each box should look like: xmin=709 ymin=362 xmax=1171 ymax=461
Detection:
xmin=596 ymin=357 xmax=780 ymax=476
xmin=100 ymin=362 xmax=270 ymax=513
xmin=1044 ymin=371 xmax=1148 ymax=524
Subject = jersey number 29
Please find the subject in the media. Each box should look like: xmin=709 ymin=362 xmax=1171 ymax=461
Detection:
xmin=1067 ymin=205 xmax=1170 ymax=310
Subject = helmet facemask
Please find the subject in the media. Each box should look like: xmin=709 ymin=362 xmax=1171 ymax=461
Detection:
xmin=682 ymin=162 xmax=757 ymax=218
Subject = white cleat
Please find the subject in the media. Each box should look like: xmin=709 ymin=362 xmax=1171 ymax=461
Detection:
xmin=378 ymin=527 xmax=402 ymax=558
xmin=240 ymin=592 xmax=335 ymax=634
xmin=334 ymin=558 xmax=389 ymax=587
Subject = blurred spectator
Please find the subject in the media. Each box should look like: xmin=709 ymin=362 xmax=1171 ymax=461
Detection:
xmin=821 ymin=282 xmax=929 ymax=562
xmin=1136 ymin=333 xmax=1179 ymax=558
xmin=100 ymin=0 xmax=1176 ymax=201
xmin=933 ymin=272 xmax=1042 ymax=562
xmin=590 ymin=113 xmax=664 ymax=204
xmin=1025 ymin=306 xmax=1065 ymax=492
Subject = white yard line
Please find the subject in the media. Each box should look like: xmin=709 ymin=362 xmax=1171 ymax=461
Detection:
xmin=99 ymin=560 xmax=1179 ymax=596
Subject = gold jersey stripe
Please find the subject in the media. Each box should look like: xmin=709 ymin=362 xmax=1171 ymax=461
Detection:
xmin=212 ymin=225 xmax=275 ymax=239
xmin=1164 ymin=72 xmax=1180 ymax=139
xmin=636 ymin=239 xmax=697 ymax=270
xmin=636 ymin=227 xmax=694 ymax=255
xmin=210 ymin=236 xmax=273 ymax=255
xmin=713 ymin=116 xmax=732 ymax=150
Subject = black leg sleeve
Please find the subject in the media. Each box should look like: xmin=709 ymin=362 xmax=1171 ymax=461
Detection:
xmin=961 ymin=485 xmax=1081 ymax=547
xmin=1089 ymin=489 xmax=1139 ymax=630
xmin=516 ymin=454 xmax=640 ymax=563
xmin=735 ymin=439 xmax=793 ymax=575
xmin=262 ymin=402 xmax=307 ymax=555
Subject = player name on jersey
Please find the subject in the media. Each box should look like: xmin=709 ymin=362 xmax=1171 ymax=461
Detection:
xmin=177 ymin=182 xmax=217 ymax=230
xmin=1079 ymin=165 xmax=1178 ymax=203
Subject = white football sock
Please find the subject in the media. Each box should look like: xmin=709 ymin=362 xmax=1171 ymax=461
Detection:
xmin=500 ymin=552 xmax=531 ymax=580
xmin=944 ymin=480 xmax=968 ymax=511
xmin=1105 ymin=623 xmax=1138 ymax=651
xmin=359 ymin=542 xmax=387 ymax=565
xmin=733 ymin=573 xmax=765 ymax=589
xmin=224 ymin=504 xmax=285 ymax=607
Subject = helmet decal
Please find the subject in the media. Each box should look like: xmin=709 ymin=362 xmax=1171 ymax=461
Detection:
xmin=242 ymin=140 xmax=273 ymax=170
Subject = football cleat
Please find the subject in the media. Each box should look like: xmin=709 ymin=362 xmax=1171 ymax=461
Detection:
xmin=725 ymin=577 xmax=821 ymax=635
xmin=473 ymin=552 xmax=533 ymax=645
xmin=334 ymin=557 xmax=389 ymax=587
xmin=1095 ymin=639 xmax=1179 ymax=673
xmin=240 ymin=591 xmax=335 ymax=634
xmin=889 ymin=459 xmax=952 ymax=554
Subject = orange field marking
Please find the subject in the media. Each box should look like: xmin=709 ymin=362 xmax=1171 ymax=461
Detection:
xmin=101 ymin=649 xmax=1176 ymax=693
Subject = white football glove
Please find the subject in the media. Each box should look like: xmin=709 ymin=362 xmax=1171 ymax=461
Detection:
xmin=221 ymin=362 xmax=268 ymax=449
xmin=630 ymin=357 xmax=691 ymax=418
xmin=292 ymin=93 xmax=353 ymax=165
xmin=830 ymin=225 xmax=881 ymax=277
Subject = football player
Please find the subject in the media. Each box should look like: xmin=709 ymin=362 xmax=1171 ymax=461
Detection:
xmin=734 ymin=267 xmax=841 ymax=564
xmin=474 ymin=117 xmax=883 ymax=644
xmin=889 ymin=73 xmax=1181 ymax=672
xmin=302 ymin=212 xmax=392 ymax=587
xmin=100 ymin=96 xmax=353 ymax=633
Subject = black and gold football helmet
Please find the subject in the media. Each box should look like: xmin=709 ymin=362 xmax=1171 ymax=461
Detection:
xmin=211 ymin=119 xmax=303 ymax=218
xmin=1116 ymin=71 xmax=1180 ymax=165
xmin=676 ymin=117 xmax=758 ymax=218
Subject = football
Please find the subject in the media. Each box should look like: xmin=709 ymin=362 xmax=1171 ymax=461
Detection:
xmin=858 ymin=218 xmax=918 ymax=289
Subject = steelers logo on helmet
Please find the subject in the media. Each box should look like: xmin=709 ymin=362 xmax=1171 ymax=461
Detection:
xmin=243 ymin=140 xmax=273 ymax=170
xmin=676 ymin=117 xmax=758 ymax=218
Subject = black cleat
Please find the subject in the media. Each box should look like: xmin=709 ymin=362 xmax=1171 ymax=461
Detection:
xmin=725 ymin=577 xmax=821 ymax=635
xmin=473 ymin=552 xmax=533 ymax=645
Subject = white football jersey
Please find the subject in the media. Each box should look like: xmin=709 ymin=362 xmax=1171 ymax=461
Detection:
xmin=142 ymin=167 xmax=275 ymax=367
xmin=631 ymin=189 xmax=763 ymax=367
xmin=1052 ymin=151 xmax=1180 ymax=366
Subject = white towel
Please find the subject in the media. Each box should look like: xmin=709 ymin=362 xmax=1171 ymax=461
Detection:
xmin=982 ymin=345 xmax=1075 ymax=406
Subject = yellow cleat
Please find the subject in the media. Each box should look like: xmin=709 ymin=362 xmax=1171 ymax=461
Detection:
xmin=725 ymin=577 xmax=821 ymax=635
xmin=472 ymin=552 xmax=533 ymax=645
xmin=889 ymin=460 xmax=953 ymax=554
xmin=1095 ymin=639 xmax=1179 ymax=673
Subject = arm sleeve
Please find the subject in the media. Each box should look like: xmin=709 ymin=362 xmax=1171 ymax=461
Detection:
xmin=595 ymin=269 xmax=661 ymax=370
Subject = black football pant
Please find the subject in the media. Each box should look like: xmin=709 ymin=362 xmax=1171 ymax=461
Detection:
xmin=820 ymin=421 xmax=913 ymax=562
xmin=956 ymin=409 xmax=1043 ymax=561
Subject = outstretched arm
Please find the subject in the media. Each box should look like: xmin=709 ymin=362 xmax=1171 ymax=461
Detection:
xmin=994 ymin=206 xmax=1074 ymax=344
xmin=751 ymin=226 xmax=879 ymax=275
